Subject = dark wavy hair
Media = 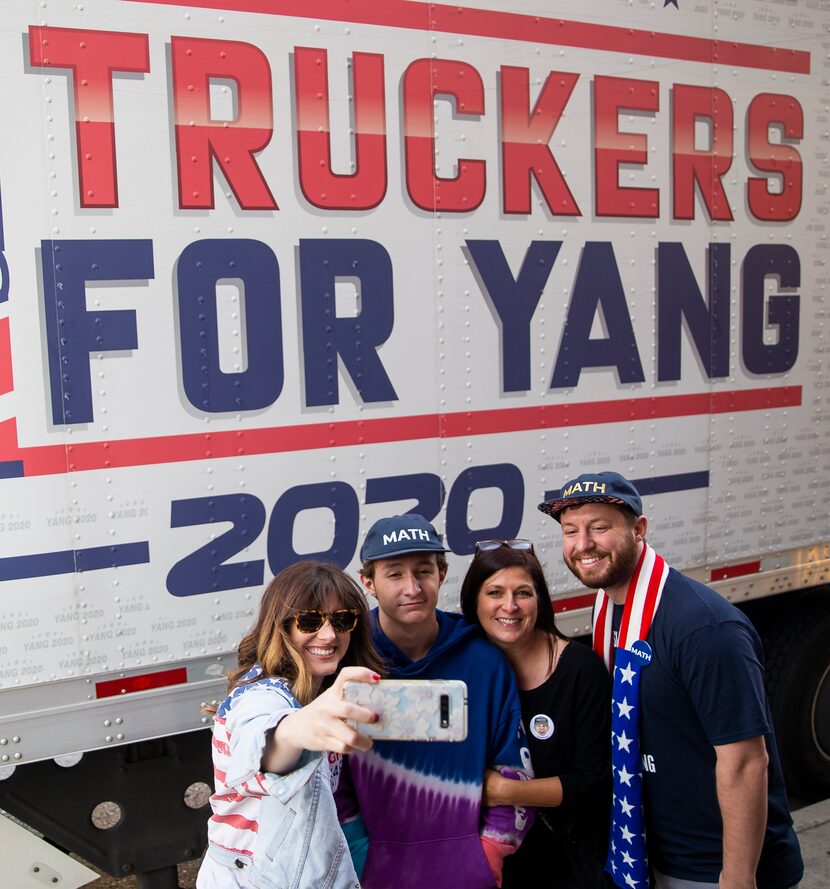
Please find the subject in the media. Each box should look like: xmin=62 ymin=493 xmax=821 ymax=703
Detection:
xmin=228 ymin=561 xmax=385 ymax=705
xmin=459 ymin=545 xmax=567 ymax=668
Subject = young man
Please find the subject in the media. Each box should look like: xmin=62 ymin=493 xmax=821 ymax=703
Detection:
xmin=539 ymin=472 xmax=803 ymax=889
xmin=335 ymin=514 xmax=532 ymax=889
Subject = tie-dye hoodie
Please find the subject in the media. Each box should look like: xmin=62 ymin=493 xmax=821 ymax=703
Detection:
xmin=335 ymin=609 xmax=533 ymax=889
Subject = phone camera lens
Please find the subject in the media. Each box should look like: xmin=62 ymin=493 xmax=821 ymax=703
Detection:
xmin=440 ymin=694 xmax=449 ymax=728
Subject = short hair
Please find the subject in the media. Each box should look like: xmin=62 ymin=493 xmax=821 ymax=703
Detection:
xmin=229 ymin=561 xmax=384 ymax=705
xmin=360 ymin=551 xmax=448 ymax=580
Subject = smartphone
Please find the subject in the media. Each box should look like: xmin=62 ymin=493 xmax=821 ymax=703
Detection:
xmin=342 ymin=679 xmax=468 ymax=742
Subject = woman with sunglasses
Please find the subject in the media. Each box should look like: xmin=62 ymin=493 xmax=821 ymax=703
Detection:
xmin=460 ymin=541 xmax=612 ymax=889
xmin=198 ymin=560 xmax=385 ymax=889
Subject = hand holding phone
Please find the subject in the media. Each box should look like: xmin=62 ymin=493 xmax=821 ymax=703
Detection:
xmin=341 ymin=679 xmax=468 ymax=742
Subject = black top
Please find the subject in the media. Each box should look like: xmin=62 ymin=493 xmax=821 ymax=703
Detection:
xmin=503 ymin=638 xmax=612 ymax=888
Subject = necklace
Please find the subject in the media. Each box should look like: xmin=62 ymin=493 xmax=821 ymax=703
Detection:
xmin=550 ymin=635 xmax=565 ymax=675
xmin=514 ymin=631 xmax=567 ymax=691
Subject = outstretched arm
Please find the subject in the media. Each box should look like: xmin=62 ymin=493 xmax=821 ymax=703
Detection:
xmin=262 ymin=667 xmax=379 ymax=774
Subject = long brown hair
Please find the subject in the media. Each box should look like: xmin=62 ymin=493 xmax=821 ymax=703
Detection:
xmin=228 ymin=561 xmax=384 ymax=705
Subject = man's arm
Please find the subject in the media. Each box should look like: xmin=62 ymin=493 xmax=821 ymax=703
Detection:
xmin=714 ymin=735 xmax=769 ymax=889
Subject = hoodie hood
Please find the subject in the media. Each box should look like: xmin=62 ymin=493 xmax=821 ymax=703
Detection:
xmin=370 ymin=608 xmax=478 ymax=677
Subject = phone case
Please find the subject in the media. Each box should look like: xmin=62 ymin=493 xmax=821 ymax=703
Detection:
xmin=342 ymin=679 xmax=468 ymax=742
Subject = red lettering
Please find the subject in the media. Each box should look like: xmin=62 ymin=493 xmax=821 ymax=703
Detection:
xmin=747 ymin=93 xmax=803 ymax=222
xmin=294 ymin=47 xmax=386 ymax=210
xmin=594 ymin=76 xmax=659 ymax=218
xmin=171 ymin=37 xmax=277 ymax=211
xmin=28 ymin=27 xmax=150 ymax=209
xmin=672 ymin=84 xmax=734 ymax=221
xmin=500 ymin=67 xmax=580 ymax=216
xmin=403 ymin=58 xmax=485 ymax=212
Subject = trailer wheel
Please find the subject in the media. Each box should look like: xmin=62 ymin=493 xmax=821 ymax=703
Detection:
xmin=762 ymin=591 xmax=830 ymax=803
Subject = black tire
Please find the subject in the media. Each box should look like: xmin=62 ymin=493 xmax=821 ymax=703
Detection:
xmin=760 ymin=589 xmax=830 ymax=803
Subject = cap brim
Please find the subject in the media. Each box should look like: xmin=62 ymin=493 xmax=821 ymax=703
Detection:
xmin=537 ymin=495 xmax=631 ymax=522
xmin=363 ymin=543 xmax=449 ymax=561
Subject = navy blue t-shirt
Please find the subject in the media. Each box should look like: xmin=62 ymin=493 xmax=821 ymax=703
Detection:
xmin=638 ymin=568 xmax=802 ymax=888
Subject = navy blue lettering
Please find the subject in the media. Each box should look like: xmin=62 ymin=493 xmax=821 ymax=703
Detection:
xmin=300 ymin=239 xmax=397 ymax=406
xmin=167 ymin=494 xmax=266 ymax=597
xmin=465 ymin=240 xmax=561 ymax=392
xmin=366 ymin=473 xmax=445 ymax=522
xmin=551 ymin=242 xmax=644 ymax=388
xmin=177 ymin=239 xmax=283 ymax=413
xmin=446 ymin=463 xmax=524 ymax=555
xmin=742 ymin=245 xmax=800 ymax=375
xmin=657 ymin=243 xmax=730 ymax=381
xmin=267 ymin=481 xmax=359 ymax=571
xmin=41 ymin=239 xmax=154 ymax=425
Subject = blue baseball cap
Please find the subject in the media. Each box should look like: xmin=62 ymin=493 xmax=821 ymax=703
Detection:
xmin=360 ymin=514 xmax=449 ymax=562
xmin=538 ymin=472 xmax=643 ymax=522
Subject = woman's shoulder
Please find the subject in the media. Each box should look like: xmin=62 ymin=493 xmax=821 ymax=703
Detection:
xmin=555 ymin=638 xmax=609 ymax=683
xmin=218 ymin=672 xmax=298 ymax=718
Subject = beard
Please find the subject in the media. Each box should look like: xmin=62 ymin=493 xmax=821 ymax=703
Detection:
xmin=565 ymin=537 xmax=641 ymax=591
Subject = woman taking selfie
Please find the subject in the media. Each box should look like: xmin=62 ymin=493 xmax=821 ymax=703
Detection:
xmin=460 ymin=541 xmax=612 ymax=889
xmin=197 ymin=560 xmax=385 ymax=889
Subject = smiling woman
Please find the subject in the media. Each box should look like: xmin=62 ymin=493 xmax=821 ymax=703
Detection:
xmin=197 ymin=562 xmax=385 ymax=889
xmin=460 ymin=543 xmax=613 ymax=889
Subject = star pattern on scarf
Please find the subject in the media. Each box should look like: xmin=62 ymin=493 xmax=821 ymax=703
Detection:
xmin=617 ymin=731 xmax=634 ymax=752
xmin=618 ymin=662 xmax=636 ymax=685
xmin=595 ymin=546 xmax=667 ymax=889
xmin=617 ymin=697 xmax=634 ymax=719
xmin=617 ymin=764 xmax=634 ymax=786
xmin=607 ymin=648 xmax=650 ymax=888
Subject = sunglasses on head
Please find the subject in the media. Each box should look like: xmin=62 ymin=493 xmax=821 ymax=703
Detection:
xmin=291 ymin=608 xmax=360 ymax=634
xmin=474 ymin=538 xmax=535 ymax=554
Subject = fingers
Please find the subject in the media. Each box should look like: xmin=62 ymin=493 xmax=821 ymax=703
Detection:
xmin=483 ymin=770 xmax=501 ymax=798
xmin=320 ymin=719 xmax=373 ymax=755
xmin=340 ymin=701 xmax=378 ymax=727
xmin=334 ymin=666 xmax=381 ymax=691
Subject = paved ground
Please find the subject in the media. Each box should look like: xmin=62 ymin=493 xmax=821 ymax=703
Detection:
xmin=78 ymin=798 xmax=830 ymax=888
xmin=792 ymin=797 xmax=830 ymax=889
xmin=76 ymin=856 xmax=201 ymax=889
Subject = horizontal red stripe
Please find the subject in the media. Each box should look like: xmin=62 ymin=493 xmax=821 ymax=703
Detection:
xmin=127 ymin=0 xmax=809 ymax=74
xmin=95 ymin=666 xmax=188 ymax=699
xmin=553 ymin=593 xmax=596 ymax=613
xmin=211 ymin=841 xmax=255 ymax=857
xmin=710 ymin=560 xmax=761 ymax=582
xmin=213 ymin=790 xmax=246 ymax=802
xmin=212 ymin=813 xmax=260 ymax=832
xmin=0 ymin=386 xmax=800 ymax=477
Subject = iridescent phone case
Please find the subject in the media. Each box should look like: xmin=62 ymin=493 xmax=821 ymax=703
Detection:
xmin=342 ymin=679 xmax=468 ymax=742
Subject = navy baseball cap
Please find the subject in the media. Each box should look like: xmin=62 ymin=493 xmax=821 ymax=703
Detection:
xmin=360 ymin=514 xmax=449 ymax=562
xmin=538 ymin=472 xmax=643 ymax=522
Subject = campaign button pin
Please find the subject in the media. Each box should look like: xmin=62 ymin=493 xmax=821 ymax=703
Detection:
xmin=630 ymin=640 xmax=653 ymax=666
xmin=529 ymin=713 xmax=554 ymax=740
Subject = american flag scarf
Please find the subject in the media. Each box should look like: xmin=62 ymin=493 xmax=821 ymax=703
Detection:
xmin=592 ymin=543 xmax=668 ymax=889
